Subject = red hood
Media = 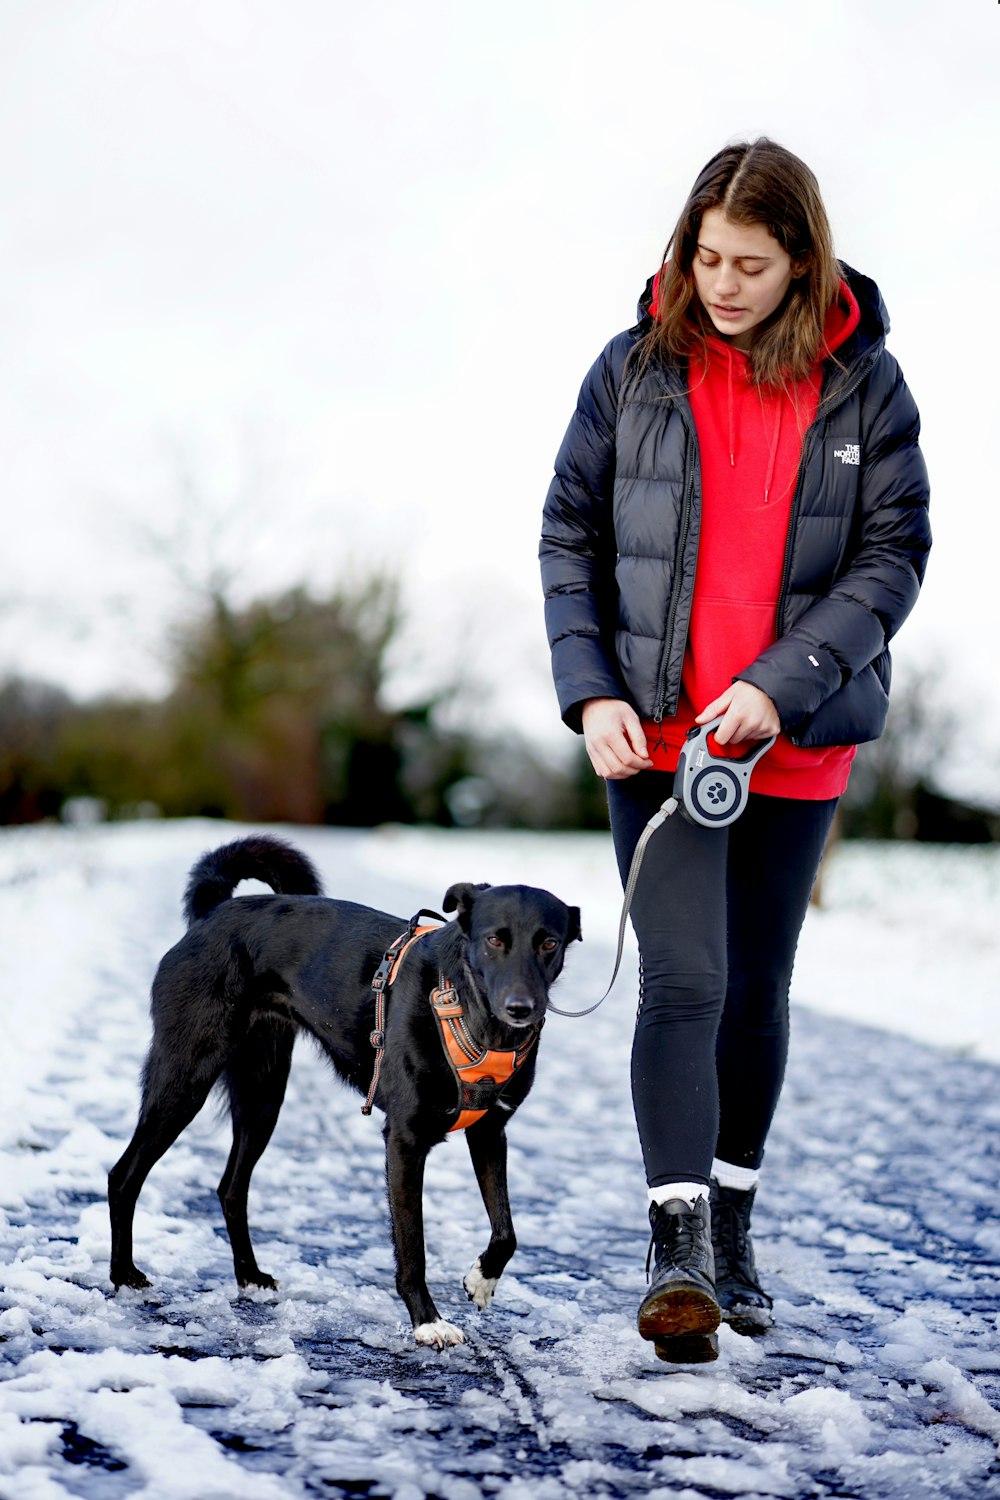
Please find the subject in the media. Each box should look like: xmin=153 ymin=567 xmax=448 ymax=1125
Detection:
xmin=819 ymin=280 xmax=862 ymax=357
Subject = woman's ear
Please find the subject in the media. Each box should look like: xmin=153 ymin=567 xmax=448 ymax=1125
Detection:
xmin=791 ymin=251 xmax=813 ymax=280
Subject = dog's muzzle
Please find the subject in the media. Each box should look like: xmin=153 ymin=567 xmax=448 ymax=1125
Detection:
xmin=500 ymin=994 xmax=542 ymax=1027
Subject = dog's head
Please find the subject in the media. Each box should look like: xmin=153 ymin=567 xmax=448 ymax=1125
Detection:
xmin=442 ymin=881 xmax=581 ymax=1029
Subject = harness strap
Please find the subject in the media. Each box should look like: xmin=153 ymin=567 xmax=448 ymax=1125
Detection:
xmin=429 ymin=984 xmax=539 ymax=1132
xmin=361 ymin=911 xmax=445 ymax=1116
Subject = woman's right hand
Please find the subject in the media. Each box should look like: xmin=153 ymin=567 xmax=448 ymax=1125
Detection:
xmin=581 ymin=698 xmax=654 ymax=780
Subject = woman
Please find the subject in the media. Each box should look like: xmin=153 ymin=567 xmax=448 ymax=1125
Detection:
xmin=539 ymin=139 xmax=930 ymax=1363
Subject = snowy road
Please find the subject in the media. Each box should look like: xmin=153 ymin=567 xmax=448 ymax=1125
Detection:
xmin=1 ymin=821 xmax=998 ymax=1499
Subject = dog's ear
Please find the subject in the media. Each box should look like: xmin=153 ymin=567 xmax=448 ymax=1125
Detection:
xmin=566 ymin=906 xmax=582 ymax=943
xmin=442 ymin=881 xmax=491 ymax=932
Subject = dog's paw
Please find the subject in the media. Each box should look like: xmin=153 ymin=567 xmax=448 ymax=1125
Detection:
xmin=238 ymin=1272 xmax=279 ymax=1293
xmin=413 ymin=1319 xmax=465 ymax=1349
xmin=463 ymin=1259 xmax=498 ymax=1310
xmin=111 ymin=1266 xmax=152 ymax=1292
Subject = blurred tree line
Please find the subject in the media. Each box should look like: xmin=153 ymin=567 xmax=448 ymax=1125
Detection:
xmin=1 ymin=576 xmax=994 ymax=839
xmin=838 ymin=666 xmax=998 ymax=842
xmin=0 ymin=573 xmax=604 ymax=830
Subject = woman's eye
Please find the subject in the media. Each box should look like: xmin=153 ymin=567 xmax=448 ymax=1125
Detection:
xmin=697 ymin=256 xmax=765 ymax=277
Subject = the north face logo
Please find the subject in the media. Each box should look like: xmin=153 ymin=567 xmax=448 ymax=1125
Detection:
xmin=834 ymin=444 xmax=860 ymax=465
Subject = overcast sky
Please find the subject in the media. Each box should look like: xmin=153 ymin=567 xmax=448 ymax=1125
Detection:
xmin=3 ymin=0 xmax=998 ymax=777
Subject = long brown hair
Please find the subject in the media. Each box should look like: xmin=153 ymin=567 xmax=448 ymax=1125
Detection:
xmin=633 ymin=139 xmax=841 ymax=390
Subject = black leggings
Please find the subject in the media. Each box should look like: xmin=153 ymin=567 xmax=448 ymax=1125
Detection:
xmin=607 ymin=772 xmax=838 ymax=1189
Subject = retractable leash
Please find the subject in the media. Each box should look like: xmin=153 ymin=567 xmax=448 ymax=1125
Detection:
xmin=547 ymin=717 xmax=776 ymax=1018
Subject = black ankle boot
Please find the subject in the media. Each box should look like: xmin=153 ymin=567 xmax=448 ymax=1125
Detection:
xmin=637 ymin=1197 xmax=720 ymax=1361
xmin=709 ymin=1178 xmax=773 ymax=1332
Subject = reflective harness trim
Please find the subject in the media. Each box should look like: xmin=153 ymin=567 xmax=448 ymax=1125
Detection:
xmin=429 ymin=986 xmax=539 ymax=1132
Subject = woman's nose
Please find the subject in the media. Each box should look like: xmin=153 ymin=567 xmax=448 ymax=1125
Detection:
xmin=715 ymin=264 xmax=740 ymax=297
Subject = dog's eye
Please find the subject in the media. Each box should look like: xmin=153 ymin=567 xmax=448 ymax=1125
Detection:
xmin=540 ymin=938 xmax=558 ymax=954
xmin=485 ymin=934 xmax=504 ymax=950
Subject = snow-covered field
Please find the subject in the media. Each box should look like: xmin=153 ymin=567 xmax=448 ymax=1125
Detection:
xmin=1 ymin=819 xmax=998 ymax=1499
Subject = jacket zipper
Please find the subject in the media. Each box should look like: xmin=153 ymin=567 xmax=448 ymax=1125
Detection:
xmin=653 ymin=427 xmax=697 ymax=721
xmin=774 ymin=347 xmax=881 ymax=636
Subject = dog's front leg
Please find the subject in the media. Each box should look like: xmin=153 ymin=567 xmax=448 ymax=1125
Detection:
xmin=463 ymin=1116 xmax=516 ymax=1312
xmin=384 ymin=1128 xmax=465 ymax=1349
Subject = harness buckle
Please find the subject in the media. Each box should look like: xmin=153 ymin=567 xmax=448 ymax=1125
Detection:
xmin=431 ymin=986 xmax=463 ymax=1018
xmin=370 ymin=1029 xmax=385 ymax=1049
xmin=371 ymin=954 xmax=395 ymax=992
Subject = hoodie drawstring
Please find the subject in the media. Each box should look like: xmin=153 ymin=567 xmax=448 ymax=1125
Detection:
xmin=729 ymin=348 xmax=784 ymax=504
xmin=762 ymin=394 xmax=783 ymax=505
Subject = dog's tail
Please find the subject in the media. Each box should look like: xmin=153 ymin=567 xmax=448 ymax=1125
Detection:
xmin=183 ymin=836 xmax=324 ymax=926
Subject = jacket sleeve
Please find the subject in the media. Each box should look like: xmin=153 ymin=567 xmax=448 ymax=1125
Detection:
xmin=540 ymin=335 xmax=632 ymax=731
xmin=737 ymin=352 xmax=931 ymax=736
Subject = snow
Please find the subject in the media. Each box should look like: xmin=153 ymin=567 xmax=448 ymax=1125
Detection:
xmin=1 ymin=819 xmax=998 ymax=1499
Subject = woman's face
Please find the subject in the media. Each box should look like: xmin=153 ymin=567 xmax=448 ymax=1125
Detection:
xmin=691 ymin=208 xmax=796 ymax=350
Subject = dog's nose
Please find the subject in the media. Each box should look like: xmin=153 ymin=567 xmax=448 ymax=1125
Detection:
xmin=503 ymin=996 xmax=536 ymax=1025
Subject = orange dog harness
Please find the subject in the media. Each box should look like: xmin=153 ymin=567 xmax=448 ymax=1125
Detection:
xmin=361 ymin=915 xmax=540 ymax=1130
xmin=428 ymin=983 xmax=539 ymax=1132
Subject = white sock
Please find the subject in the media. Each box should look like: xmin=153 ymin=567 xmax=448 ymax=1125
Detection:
xmin=648 ymin=1181 xmax=708 ymax=1209
xmin=712 ymin=1157 xmax=760 ymax=1192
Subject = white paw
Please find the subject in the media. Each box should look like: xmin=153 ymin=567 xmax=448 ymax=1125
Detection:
xmin=463 ymin=1259 xmax=499 ymax=1310
xmin=413 ymin=1319 xmax=465 ymax=1349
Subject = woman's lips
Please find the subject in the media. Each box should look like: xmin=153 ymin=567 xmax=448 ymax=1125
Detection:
xmin=712 ymin=304 xmax=746 ymax=321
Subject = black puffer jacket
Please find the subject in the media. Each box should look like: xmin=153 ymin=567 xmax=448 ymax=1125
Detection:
xmin=540 ymin=267 xmax=931 ymax=747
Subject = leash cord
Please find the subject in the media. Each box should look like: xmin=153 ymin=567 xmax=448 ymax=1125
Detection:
xmin=547 ymin=795 xmax=679 ymax=1018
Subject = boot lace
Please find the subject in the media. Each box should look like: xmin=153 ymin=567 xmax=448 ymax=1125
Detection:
xmin=645 ymin=1204 xmax=707 ymax=1279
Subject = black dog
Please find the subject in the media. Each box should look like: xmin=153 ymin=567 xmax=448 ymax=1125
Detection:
xmin=108 ymin=836 xmax=580 ymax=1346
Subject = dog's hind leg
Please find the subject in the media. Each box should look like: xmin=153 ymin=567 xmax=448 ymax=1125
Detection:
xmin=108 ymin=1067 xmax=221 ymax=1290
xmin=217 ymin=1017 xmax=295 ymax=1290
xmin=463 ymin=1116 xmax=516 ymax=1311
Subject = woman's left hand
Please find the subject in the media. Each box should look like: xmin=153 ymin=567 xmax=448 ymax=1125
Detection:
xmin=696 ymin=682 xmax=780 ymax=745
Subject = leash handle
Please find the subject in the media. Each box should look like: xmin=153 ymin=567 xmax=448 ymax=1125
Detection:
xmin=547 ymin=796 xmax=678 ymax=1018
xmin=675 ymin=718 xmax=776 ymax=828
xmin=551 ymin=721 xmax=778 ymax=1020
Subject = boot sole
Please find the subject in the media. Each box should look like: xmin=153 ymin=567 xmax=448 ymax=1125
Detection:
xmin=637 ymin=1281 xmax=721 ymax=1341
xmin=654 ymin=1331 xmax=719 ymax=1364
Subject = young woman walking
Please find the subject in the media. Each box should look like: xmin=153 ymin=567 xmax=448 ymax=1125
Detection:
xmin=540 ymin=139 xmax=930 ymax=1362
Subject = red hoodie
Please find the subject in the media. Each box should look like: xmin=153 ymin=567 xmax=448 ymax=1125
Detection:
xmin=642 ymin=282 xmax=862 ymax=799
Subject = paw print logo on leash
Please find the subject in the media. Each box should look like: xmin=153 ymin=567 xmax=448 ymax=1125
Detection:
xmin=706 ymin=781 xmax=728 ymax=806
